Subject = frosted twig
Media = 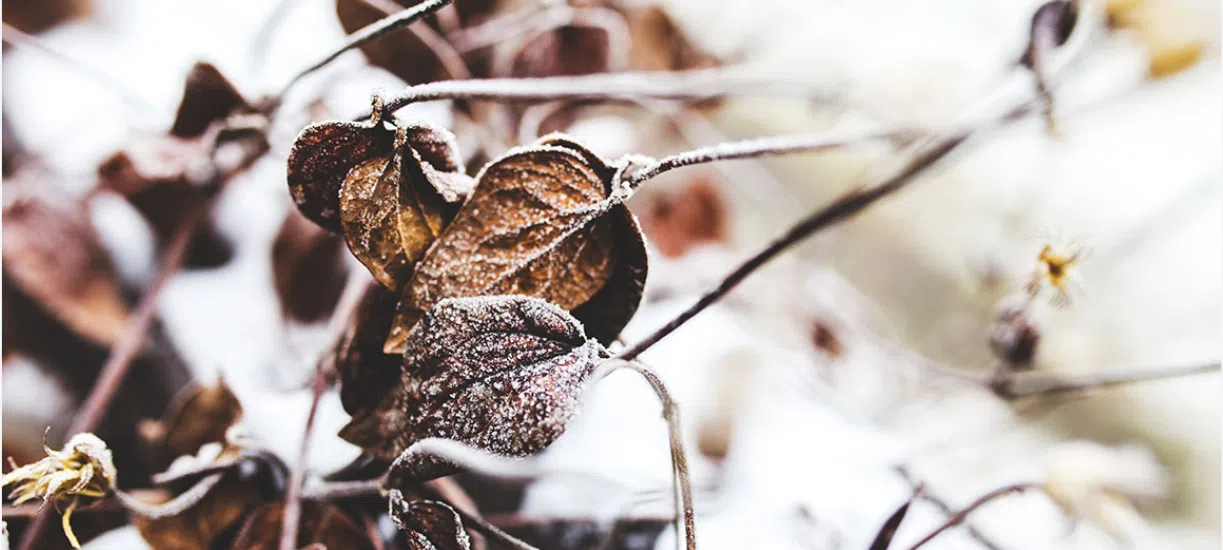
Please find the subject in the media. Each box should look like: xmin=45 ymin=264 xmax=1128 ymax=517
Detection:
xmin=279 ymin=0 xmax=451 ymax=97
xmin=114 ymin=473 xmax=225 ymax=520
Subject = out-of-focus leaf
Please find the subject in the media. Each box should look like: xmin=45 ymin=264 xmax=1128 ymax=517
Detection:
xmin=148 ymin=380 xmax=244 ymax=462
xmin=344 ymin=296 xmax=600 ymax=480
xmin=129 ymin=473 xmax=263 ymax=550
xmin=639 ymin=176 xmax=726 ymax=258
xmin=272 ymin=208 xmax=351 ymax=323
xmin=336 ymin=282 xmax=403 ymax=417
xmin=1 ymin=194 xmax=129 ymax=346
xmin=229 ymin=501 xmax=376 ymax=550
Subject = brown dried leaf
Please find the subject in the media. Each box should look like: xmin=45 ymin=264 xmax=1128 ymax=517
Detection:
xmin=155 ymin=380 xmax=244 ymax=461
xmin=639 ymin=176 xmax=727 ymax=258
xmin=389 ymin=492 xmax=472 ymax=550
xmin=623 ymin=6 xmax=720 ymax=72
xmin=502 ymin=25 xmax=613 ymax=78
xmin=341 ymin=295 xmax=601 ymax=478
xmin=171 ymin=62 xmax=253 ymax=139
xmin=229 ymin=501 xmax=375 ymax=550
xmin=287 ymin=120 xmax=395 ymax=231
xmin=130 ymin=474 xmax=263 ymax=550
xmin=1 ymin=194 xmax=129 ymax=346
xmin=406 ymin=139 xmax=616 ymax=322
xmin=339 ymin=125 xmax=473 ymax=291
xmin=337 ymin=282 xmax=404 ymax=416
xmin=272 ymin=208 xmax=351 ymax=323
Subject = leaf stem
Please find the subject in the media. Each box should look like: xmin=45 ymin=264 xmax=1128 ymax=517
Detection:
xmin=894 ymin=466 xmax=1006 ymax=550
xmin=905 ymin=482 xmax=1037 ymax=550
xmin=617 ymin=360 xmax=697 ymax=550
xmin=278 ymin=0 xmax=452 ymax=97
xmin=382 ymin=69 xmax=830 ymax=113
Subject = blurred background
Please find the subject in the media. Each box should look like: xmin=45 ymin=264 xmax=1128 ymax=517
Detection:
xmin=2 ymin=0 xmax=1219 ymax=548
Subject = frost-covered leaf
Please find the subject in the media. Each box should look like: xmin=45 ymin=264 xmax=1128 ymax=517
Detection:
xmin=287 ymin=120 xmax=395 ymax=231
xmin=389 ymin=491 xmax=471 ymax=550
xmin=339 ymin=125 xmax=473 ymax=291
xmin=403 ymin=134 xmax=646 ymax=348
xmin=342 ymin=295 xmax=601 ymax=480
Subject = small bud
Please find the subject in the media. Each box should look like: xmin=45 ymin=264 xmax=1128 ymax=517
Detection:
xmin=988 ymin=295 xmax=1041 ymax=370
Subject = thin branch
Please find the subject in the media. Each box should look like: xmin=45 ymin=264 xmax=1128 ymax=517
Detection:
xmin=1 ymin=23 xmax=158 ymax=116
xmin=615 ymin=131 xmax=972 ymax=362
xmin=894 ymin=466 xmax=1006 ymax=550
xmin=356 ymin=0 xmax=473 ymax=80
xmin=622 ymin=128 xmax=911 ymax=192
xmin=279 ymin=274 xmax=372 ymax=550
xmin=992 ymin=361 xmax=1221 ymax=399
xmin=382 ymin=69 xmax=831 ymax=113
xmin=114 ymin=473 xmax=225 ymax=519
xmin=301 ymin=478 xmax=383 ymax=500
xmin=278 ymin=0 xmax=451 ymax=97
xmin=905 ymin=482 xmax=1037 ymax=550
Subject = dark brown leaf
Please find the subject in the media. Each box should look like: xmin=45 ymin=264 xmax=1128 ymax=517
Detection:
xmin=623 ymin=6 xmax=720 ymax=72
xmin=339 ymin=125 xmax=473 ymax=291
xmin=171 ymin=62 xmax=253 ymax=139
xmin=1 ymin=194 xmax=129 ymax=346
xmin=130 ymin=474 xmax=263 ymax=550
xmin=501 ymin=25 xmax=613 ymax=78
xmin=389 ymin=492 xmax=472 ymax=550
xmin=404 ymin=138 xmax=630 ymax=342
xmin=337 ymin=282 xmax=404 ymax=416
xmin=229 ymin=501 xmax=376 ymax=550
xmin=342 ymin=295 xmax=601 ymax=480
xmin=287 ymin=120 xmax=396 ymax=231
xmin=272 ymin=208 xmax=351 ymax=323
xmin=153 ymin=380 xmax=244 ymax=461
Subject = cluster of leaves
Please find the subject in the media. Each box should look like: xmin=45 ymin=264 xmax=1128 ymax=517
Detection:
xmin=287 ymin=108 xmax=649 ymax=474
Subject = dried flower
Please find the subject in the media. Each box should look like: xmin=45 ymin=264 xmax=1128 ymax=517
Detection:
xmin=1025 ymin=242 xmax=1088 ymax=307
xmin=2 ymin=432 xmax=118 ymax=548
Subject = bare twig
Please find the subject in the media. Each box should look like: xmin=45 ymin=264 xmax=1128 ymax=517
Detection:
xmin=356 ymin=0 xmax=473 ymax=80
xmin=616 ymin=131 xmax=972 ymax=362
xmin=114 ymin=473 xmax=225 ymax=519
xmin=894 ymin=466 xmax=1006 ymax=550
xmin=991 ymin=361 xmax=1221 ymax=399
xmin=382 ymin=69 xmax=831 ymax=113
xmin=301 ymin=478 xmax=383 ymax=500
xmin=279 ymin=0 xmax=451 ymax=97
xmin=906 ymin=482 xmax=1037 ymax=550
xmin=1 ymin=23 xmax=158 ymax=117
xmin=621 ymin=128 xmax=910 ymax=192
xmin=279 ymin=274 xmax=372 ymax=550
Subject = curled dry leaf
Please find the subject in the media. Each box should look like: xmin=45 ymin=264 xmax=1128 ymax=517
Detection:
xmin=389 ymin=491 xmax=472 ymax=550
xmin=287 ymin=119 xmax=395 ymax=231
xmin=129 ymin=473 xmax=264 ymax=550
xmin=339 ymin=125 xmax=474 ymax=291
xmin=337 ymin=282 xmax=404 ymax=417
xmin=498 ymin=24 xmax=615 ymax=78
xmin=229 ymin=501 xmax=376 ymax=550
xmin=271 ymin=208 xmax=351 ymax=323
xmin=400 ymin=134 xmax=646 ymax=350
xmin=1 ymin=194 xmax=129 ymax=346
xmin=154 ymin=379 xmax=244 ymax=461
xmin=170 ymin=62 xmax=254 ymax=139
xmin=343 ymin=295 xmax=601 ymax=481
